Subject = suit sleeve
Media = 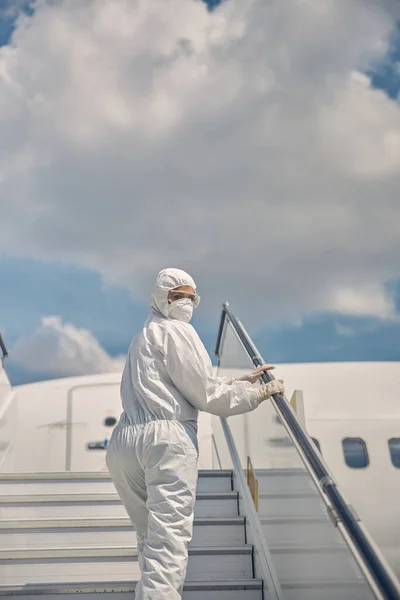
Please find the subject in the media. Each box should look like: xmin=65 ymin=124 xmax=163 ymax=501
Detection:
xmin=164 ymin=322 xmax=258 ymax=417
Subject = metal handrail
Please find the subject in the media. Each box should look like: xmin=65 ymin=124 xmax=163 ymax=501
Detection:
xmin=211 ymin=433 xmax=223 ymax=470
xmin=215 ymin=302 xmax=400 ymax=600
xmin=0 ymin=334 xmax=8 ymax=360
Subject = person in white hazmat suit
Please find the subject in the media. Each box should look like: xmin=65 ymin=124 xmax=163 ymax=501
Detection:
xmin=106 ymin=268 xmax=284 ymax=600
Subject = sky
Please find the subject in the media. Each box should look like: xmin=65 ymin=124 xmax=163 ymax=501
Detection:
xmin=1 ymin=0 xmax=400 ymax=384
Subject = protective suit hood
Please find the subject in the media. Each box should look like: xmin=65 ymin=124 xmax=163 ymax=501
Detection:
xmin=151 ymin=268 xmax=198 ymax=318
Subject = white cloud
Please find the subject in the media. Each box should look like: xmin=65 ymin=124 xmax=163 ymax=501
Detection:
xmin=329 ymin=284 xmax=398 ymax=320
xmin=10 ymin=316 xmax=125 ymax=376
xmin=1 ymin=0 xmax=400 ymax=325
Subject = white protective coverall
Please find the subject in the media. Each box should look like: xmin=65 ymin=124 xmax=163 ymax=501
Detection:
xmin=106 ymin=268 xmax=263 ymax=600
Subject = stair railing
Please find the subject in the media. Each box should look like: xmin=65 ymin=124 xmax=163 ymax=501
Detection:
xmin=215 ymin=303 xmax=400 ymax=600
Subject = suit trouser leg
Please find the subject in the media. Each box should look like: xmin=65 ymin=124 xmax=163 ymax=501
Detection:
xmin=107 ymin=420 xmax=198 ymax=600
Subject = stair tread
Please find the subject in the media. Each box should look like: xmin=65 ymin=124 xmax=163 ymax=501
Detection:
xmin=0 ymin=545 xmax=253 ymax=559
xmin=0 ymin=491 xmax=238 ymax=503
xmin=0 ymin=576 xmax=369 ymax=594
xmin=0 ymin=579 xmax=263 ymax=595
xmin=0 ymin=542 xmax=351 ymax=560
xmin=259 ymin=491 xmax=318 ymax=498
xmin=268 ymin=543 xmax=347 ymax=553
xmin=0 ymin=516 xmax=245 ymax=529
xmin=255 ymin=469 xmax=308 ymax=476
xmin=0 ymin=470 xmax=232 ymax=481
xmin=260 ymin=515 xmax=329 ymax=524
xmin=280 ymin=577 xmax=369 ymax=589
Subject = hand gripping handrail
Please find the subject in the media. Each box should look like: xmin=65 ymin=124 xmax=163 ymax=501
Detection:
xmin=215 ymin=303 xmax=400 ymax=600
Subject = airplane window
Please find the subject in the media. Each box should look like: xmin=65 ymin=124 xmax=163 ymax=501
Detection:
xmin=311 ymin=438 xmax=322 ymax=454
xmin=388 ymin=438 xmax=400 ymax=468
xmin=342 ymin=438 xmax=369 ymax=469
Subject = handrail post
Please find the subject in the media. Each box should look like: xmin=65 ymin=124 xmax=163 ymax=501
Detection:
xmin=0 ymin=334 xmax=8 ymax=361
xmin=214 ymin=302 xmax=229 ymax=358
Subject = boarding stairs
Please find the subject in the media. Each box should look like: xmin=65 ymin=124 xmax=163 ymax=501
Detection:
xmin=0 ymin=465 xmax=391 ymax=600
xmin=0 ymin=470 xmax=261 ymax=600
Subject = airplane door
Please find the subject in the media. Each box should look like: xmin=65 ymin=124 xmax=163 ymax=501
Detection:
xmin=67 ymin=382 xmax=121 ymax=472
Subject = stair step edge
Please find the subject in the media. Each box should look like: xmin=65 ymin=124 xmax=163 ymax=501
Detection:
xmin=0 ymin=491 xmax=238 ymax=504
xmin=259 ymin=491 xmax=318 ymax=499
xmin=0 ymin=516 xmax=245 ymax=529
xmin=0 ymin=470 xmax=232 ymax=482
xmin=0 ymin=545 xmax=254 ymax=560
xmin=255 ymin=469 xmax=308 ymax=476
xmin=0 ymin=579 xmax=263 ymax=595
xmin=260 ymin=516 xmax=329 ymax=524
xmin=281 ymin=578 xmax=369 ymax=589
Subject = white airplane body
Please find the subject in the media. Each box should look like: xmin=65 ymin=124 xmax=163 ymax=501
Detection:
xmin=0 ymin=358 xmax=399 ymax=578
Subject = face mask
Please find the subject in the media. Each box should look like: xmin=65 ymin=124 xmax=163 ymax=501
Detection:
xmin=168 ymin=298 xmax=194 ymax=323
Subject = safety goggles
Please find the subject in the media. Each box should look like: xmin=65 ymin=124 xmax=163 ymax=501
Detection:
xmin=169 ymin=290 xmax=201 ymax=308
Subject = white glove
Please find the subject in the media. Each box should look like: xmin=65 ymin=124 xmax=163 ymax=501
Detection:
xmin=234 ymin=364 xmax=275 ymax=384
xmin=254 ymin=379 xmax=284 ymax=405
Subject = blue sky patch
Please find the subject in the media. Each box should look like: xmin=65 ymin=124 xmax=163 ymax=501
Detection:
xmin=2 ymin=258 xmax=400 ymax=385
xmin=0 ymin=11 xmax=16 ymax=46
xmin=254 ymin=310 xmax=400 ymax=364
xmin=0 ymin=258 xmax=149 ymax=353
xmin=368 ymin=21 xmax=400 ymax=99
xmin=0 ymin=1 xmax=34 ymax=47
xmin=203 ymin=0 xmax=224 ymax=10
